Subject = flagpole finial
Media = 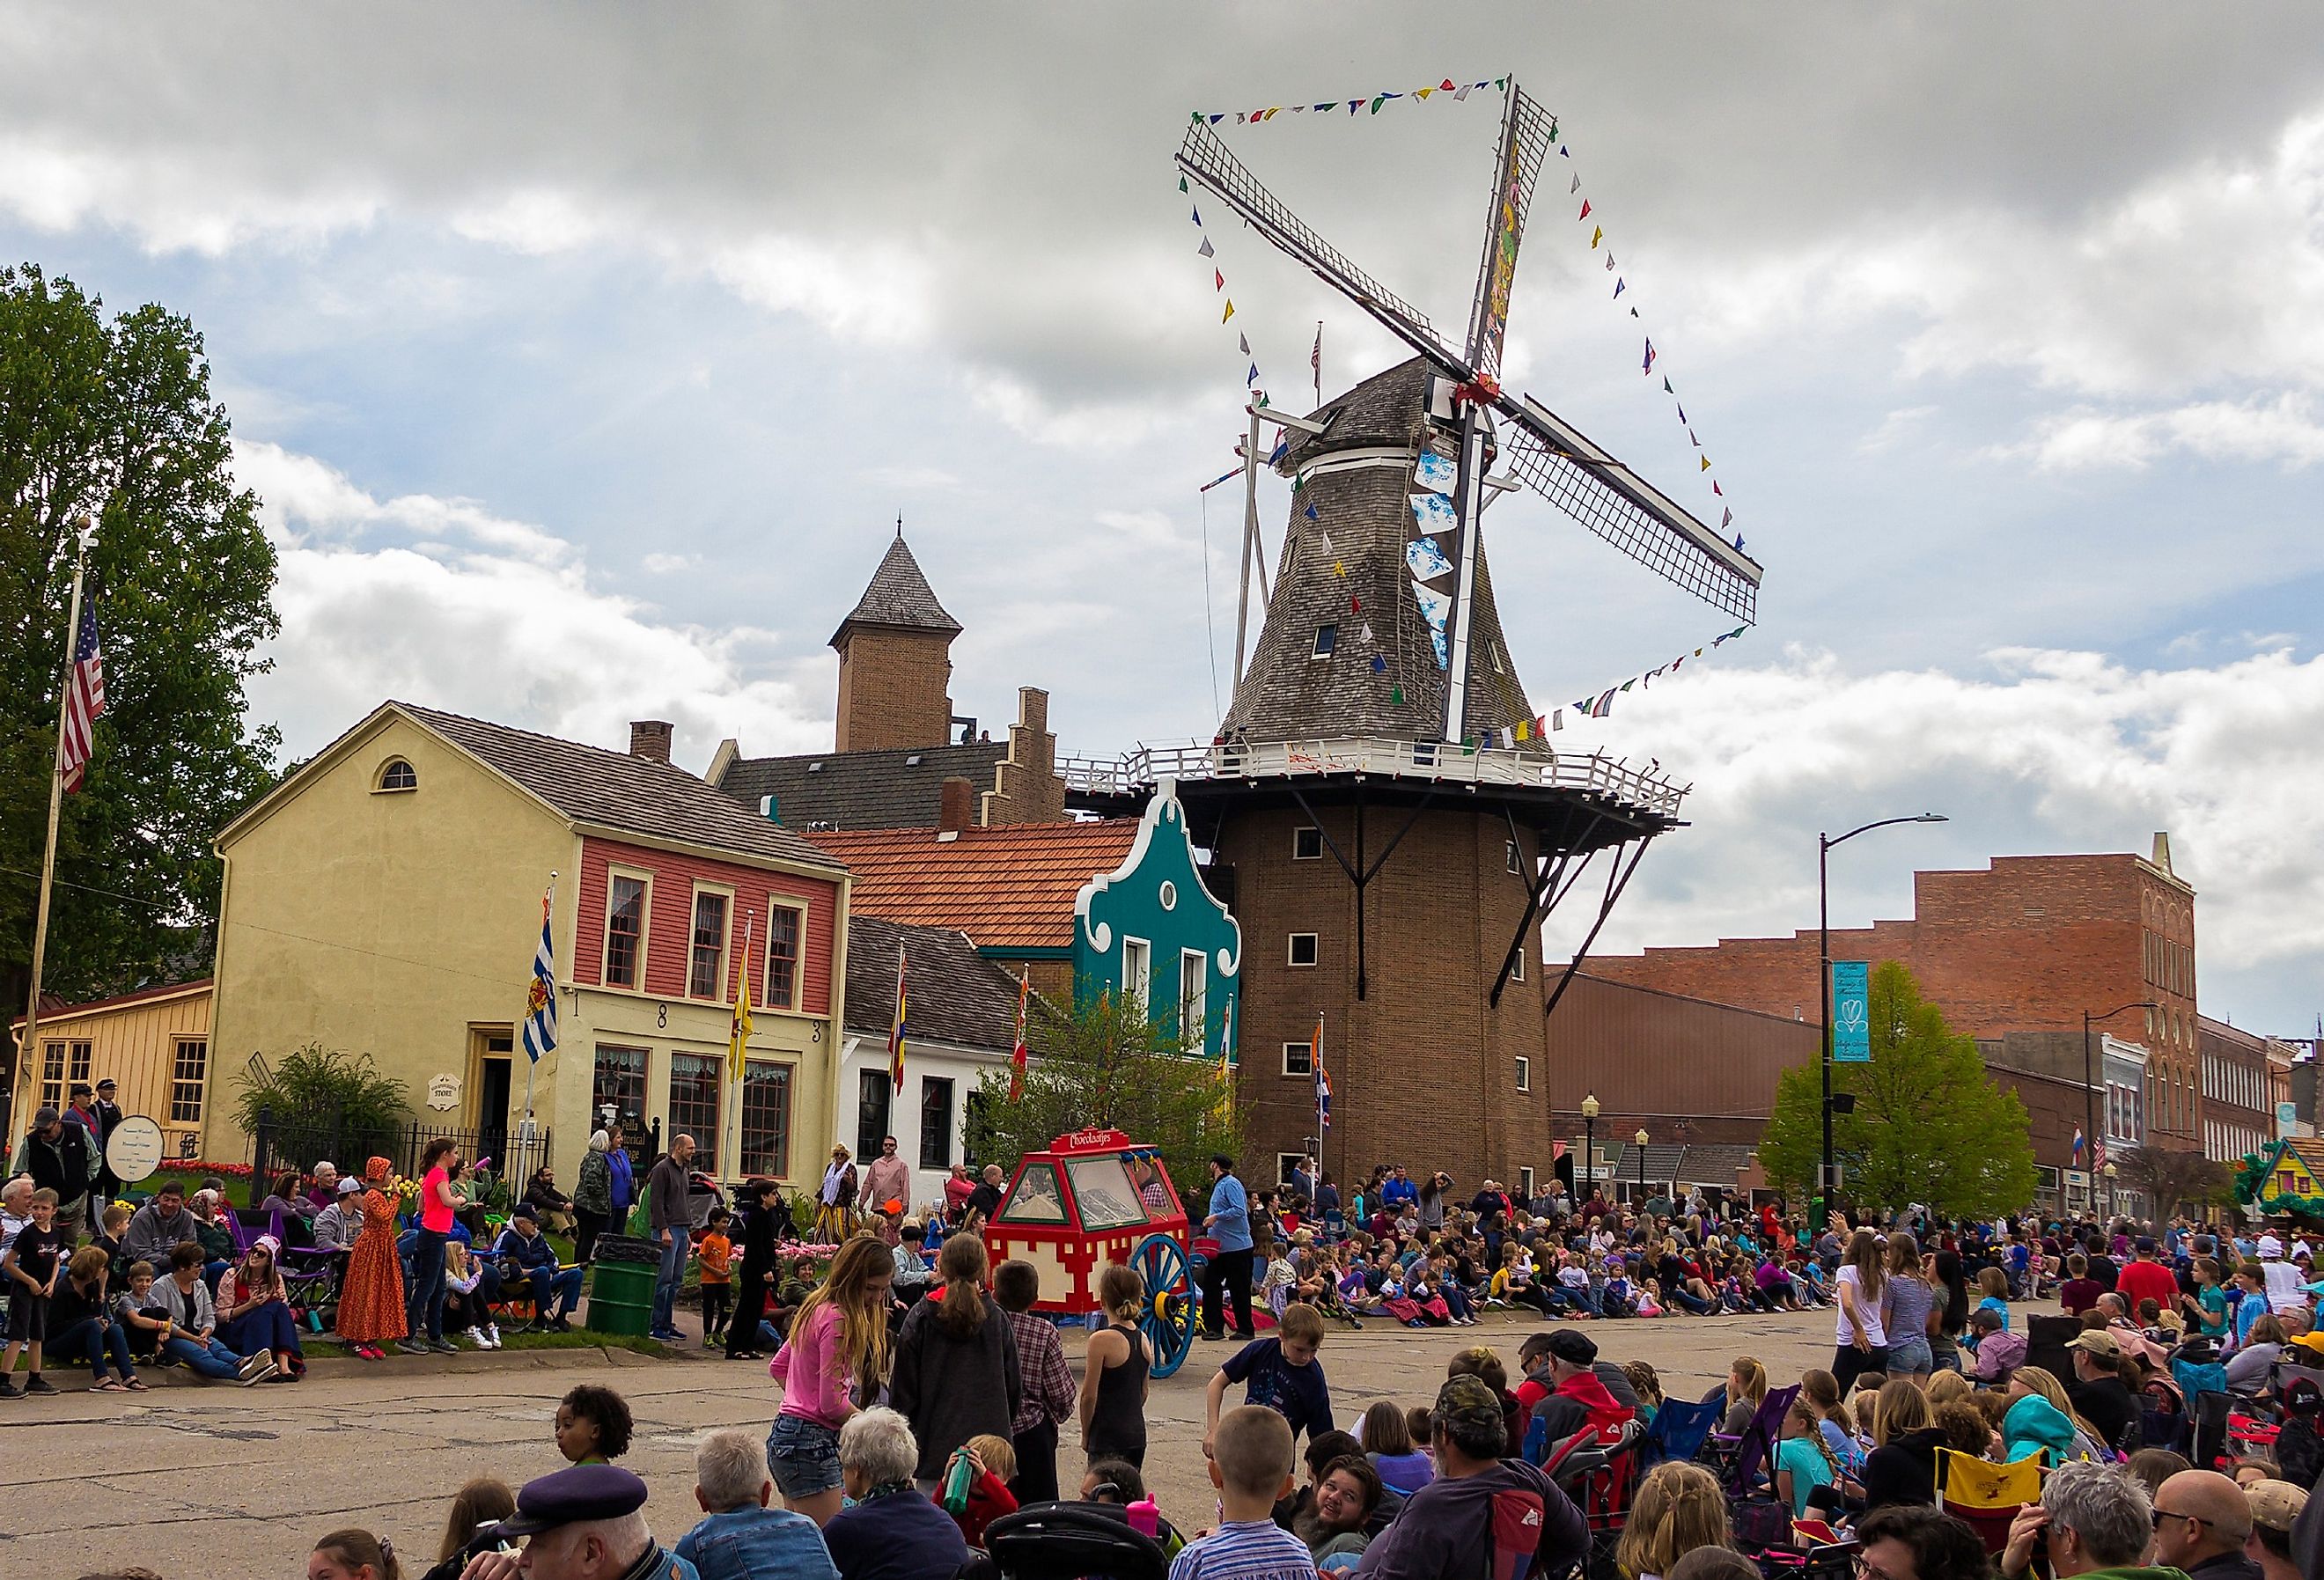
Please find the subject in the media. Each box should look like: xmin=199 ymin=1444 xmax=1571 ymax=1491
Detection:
xmin=895 ymin=511 xmax=903 ymax=539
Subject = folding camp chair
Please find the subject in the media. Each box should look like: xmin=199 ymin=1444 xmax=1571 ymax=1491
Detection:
xmin=2025 ymin=1314 xmax=2082 ymax=1384
xmin=1717 ymin=1384 xmax=1801 ymax=1495
xmin=2193 ymin=1389 xmax=2234 ymax=1471
xmin=2140 ymin=1375 xmax=2188 ymax=1454
xmin=1937 ymin=1446 xmax=2044 ymax=1556
xmin=1556 ymin=1424 xmax=1643 ymax=1580
xmin=1641 ymin=1394 xmax=1726 ymax=1469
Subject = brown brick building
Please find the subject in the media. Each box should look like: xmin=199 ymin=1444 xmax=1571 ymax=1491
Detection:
xmin=2198 ymin=1015 xmax=2292 ymax=1166
xmin=1587 ymin=841 xmax=2204 ymax=1163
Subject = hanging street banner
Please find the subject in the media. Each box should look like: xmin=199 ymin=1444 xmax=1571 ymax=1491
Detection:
xmin=1831 ymin=961 xmax=1872 ymax=1062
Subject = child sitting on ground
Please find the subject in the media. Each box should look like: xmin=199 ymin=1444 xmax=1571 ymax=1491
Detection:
xmin=1176 ymin=1406 xmax=1312 ymax=1579
xmin=554 ymin=1382 xmax=633 ymax=1465
xmin=942 ymin=1432 xmax=1019 ymax=1550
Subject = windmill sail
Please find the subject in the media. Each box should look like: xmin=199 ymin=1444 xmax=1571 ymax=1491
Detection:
xmin=1464 ymin=83 xmax=1555 ymax=384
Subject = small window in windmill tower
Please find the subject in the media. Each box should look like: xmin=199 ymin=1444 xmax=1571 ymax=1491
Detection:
xmin=1312 ymin=624 xmax=1337 ymax=658
xmin=376 ymin=758 xmax=417 ymax=792
xmin=1506 ymin=840 xmax=1522 ymax=874
xmin=1292 ymin=826 xmax=1323 ymax=861
xmin=1288 ymin=932 xmax=1318 ymax=967
xmin=1515 ymin=1055 xmax=1531 ymax=1092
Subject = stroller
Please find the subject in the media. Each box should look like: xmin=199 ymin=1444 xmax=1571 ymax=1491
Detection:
xmin=975 ymin=1503 xmax=1168 ymax=1580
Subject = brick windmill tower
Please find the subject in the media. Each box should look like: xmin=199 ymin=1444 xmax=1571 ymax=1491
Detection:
xmin=1068 ymin=81 xmax=1764 ymax=1190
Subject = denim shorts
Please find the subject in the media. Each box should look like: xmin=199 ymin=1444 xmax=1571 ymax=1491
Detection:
xmin=766 ymin=1412 xmax=844 ymax=1497
xmin=1887 ymin=1335 xmax=1935 ymax=1376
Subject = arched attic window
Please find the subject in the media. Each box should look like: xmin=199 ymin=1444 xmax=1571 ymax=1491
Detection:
xmin=375 ymin=758 xmax=418 ymax=793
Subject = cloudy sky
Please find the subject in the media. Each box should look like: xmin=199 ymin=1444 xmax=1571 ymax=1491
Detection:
xmin=5 ymin=5 xmax=2322 ymax=1035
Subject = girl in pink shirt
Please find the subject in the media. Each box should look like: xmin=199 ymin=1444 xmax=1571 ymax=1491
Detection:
xmin=769 ymin=1236 xmax=894 ymax=1525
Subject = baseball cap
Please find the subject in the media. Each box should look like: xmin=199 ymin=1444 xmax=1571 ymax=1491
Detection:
xmin=335 ymin=1178 xmax=362 ymax=1195
xmin=510 ymin=1202 xmax=537 ymax=1221
xmin=1433 ymin=1373 xmax=1504 ymax=1435
xmin=1545 ymin=1329 xmax=1599 ymax=1366
xmin=2246 ymin=1480 xmax=2309 ymax=1534
xmin=32 ymin=1106 xmax=59 ymax=1127
xmin=493 ymin=1465 xmax=651 ymax=1539
xmin=2068 ymin=1331 xmax=2120 ymax=1358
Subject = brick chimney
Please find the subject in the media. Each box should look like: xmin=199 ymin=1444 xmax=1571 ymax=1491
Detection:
xmin=938 ymin=775 xmax=974 ymax=834
xmin=629 ymin=720 xmax=673 ymax=764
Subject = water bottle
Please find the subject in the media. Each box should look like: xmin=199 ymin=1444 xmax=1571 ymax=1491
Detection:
xmin=941 ymin=1448 xmax=978 ymax=1515
xmin=1127 ymin=1496 xmax=1160 ymax=1538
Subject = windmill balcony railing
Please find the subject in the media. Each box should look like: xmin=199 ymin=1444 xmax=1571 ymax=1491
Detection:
xmin=1057 ymin=737 xmax=1688 ymax=817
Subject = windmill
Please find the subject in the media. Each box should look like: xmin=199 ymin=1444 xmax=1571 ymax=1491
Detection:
xmin=1061 ymin=79 xmax=1766 ymax=1198
xmin=1176 ymin=79 xmax=1761 ymax=748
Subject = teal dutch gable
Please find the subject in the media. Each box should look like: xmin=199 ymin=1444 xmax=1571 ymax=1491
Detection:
xmin=1072 ymin=782 xmax=1241 ymax=1061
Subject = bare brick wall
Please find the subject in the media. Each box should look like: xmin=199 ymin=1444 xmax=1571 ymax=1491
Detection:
xmin=1541 ymin=974 xmax=1819 ymax=1150
xmin=982 ymin=687 xmax=1068 ymax=827
xmin=1218 ymin=801 xmax=1555 ymax=1193
xmin=835 ymin=627 xmax=954 ymax=753
xmin=1586 ymin=853 xmax=2205 ymax=1153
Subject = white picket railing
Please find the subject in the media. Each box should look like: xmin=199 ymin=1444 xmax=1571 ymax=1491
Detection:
xmin=1056 ymin=737 xmax=1686 ymax=817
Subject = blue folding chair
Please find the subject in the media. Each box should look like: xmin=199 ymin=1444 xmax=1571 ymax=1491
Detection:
xmin=1643 ymin=1394 xmax=1727 ymax=1468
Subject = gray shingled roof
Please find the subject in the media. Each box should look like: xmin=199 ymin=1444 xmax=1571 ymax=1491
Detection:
xmin=397 ymin=702 xmax=844 ymax=872
xmin=1223 ymin=356 xmax=1543 ymax=747
xmin=843 ymin=913 xmax=1021 ymax=1051
xmin=828 ymin=533 xmax=962 ymax=647
xmin=715 ymin=740 xmax=1007 ymax=831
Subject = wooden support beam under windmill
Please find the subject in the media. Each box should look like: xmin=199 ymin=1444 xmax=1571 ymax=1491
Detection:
xmin=1287 ymin=783 xmax=1439 ymax=1001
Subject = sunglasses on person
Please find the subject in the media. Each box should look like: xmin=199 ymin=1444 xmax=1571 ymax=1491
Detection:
xmin=2152 ymin=1510 xmax=2215 ymax=1530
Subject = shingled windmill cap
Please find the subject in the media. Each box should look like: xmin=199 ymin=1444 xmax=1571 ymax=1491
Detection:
xmin=828 ymin=530 xmax=962 ymax=648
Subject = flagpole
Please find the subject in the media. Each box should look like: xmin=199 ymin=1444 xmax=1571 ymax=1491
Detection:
xmin=521 ymin=872 xmax=556 ymax=1133
xmin=14 ymin=518 xmax=92 ymax=1127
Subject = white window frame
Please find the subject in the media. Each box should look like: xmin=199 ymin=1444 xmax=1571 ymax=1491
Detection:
xmin=1122 ymin=936 xmax=1151 ymax=1017
xmin=1515 ymin=1055 xmax=1532 ymax=1092
xmin=1287 ymin=932 xmax=1318 ymax=967
xmin=603 ymin=866 xmax=654 ymax=991
xmin=1292 ymin=826 xmax=1324 ymax=860
xmin=1506 ymin=839 xmax=1521 ymax=874
xmin=373 ymin=756 xmax=418 ymax=793
xmin=688 ymin=882 xmax=735 ymax=1001
xmin=1178 ymin=948 xmax=1207 ymax=1050
xmin=1312 ymin=623 xmax=1337 ymax=658
xmin=762 ymin=897 xmax=807 ymax=1011
xmin=1278 ymin=1153 xmax=1308 ymax=1187
xmin=1519 ymin=1166 xmax=1535 ymax=1198
xmin=1282 ymin=1040 xmax=1314 ymax=1077
xmin=1511 ymin=944 xmax=1526 ymax=983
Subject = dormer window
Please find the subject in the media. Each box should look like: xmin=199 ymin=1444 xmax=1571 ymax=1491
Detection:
xmin=1312 ymin=624 xmax=1337 ymax=658
xmin=375 ymin=758 xmax=417 ymax=793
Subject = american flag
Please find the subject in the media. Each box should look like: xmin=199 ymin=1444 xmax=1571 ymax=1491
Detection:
xmin=59 ymin=602 xmax=105 ymax=792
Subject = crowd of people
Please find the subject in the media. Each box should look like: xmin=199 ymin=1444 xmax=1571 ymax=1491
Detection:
xmin=48 ymin=1128 xmax=2324 ymax=1580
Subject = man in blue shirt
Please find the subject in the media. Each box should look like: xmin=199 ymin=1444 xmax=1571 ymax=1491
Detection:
xmin=1380 ymin=1165 xmax=1418 ymax=1213
xmin=676 ymin=1427 xmax=838 ymax=1580
xmin=1200 ymin=1154 xmax=1256 ymax=1341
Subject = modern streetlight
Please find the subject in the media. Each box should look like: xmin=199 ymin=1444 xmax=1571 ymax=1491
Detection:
xmin=2083 ymin=1000 xmax=2157 ymax=1217
xmin=1581 ymin=1092 xmax=1600 ymax=1200
xmin=1635 ymin=1128 xmax=1650 ymax=1202
xmin=1819 ymin=814 xmax=1948 ymax=1219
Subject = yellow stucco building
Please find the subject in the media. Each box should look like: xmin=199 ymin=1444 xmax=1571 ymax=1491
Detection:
xmin=208 ymin=702 xmax=850 ymax=1187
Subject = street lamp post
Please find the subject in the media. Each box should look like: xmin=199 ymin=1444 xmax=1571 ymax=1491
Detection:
xmin=2103 ymin=1160 xmax=2119 ymax=1221
xmin=1819 ymin=814 xmax=1947 ymax=1219
xmin=1581 ymin=1092 xmax=1600 ymax=1203
xmin=1635 ymin=1128 xmax=1650 ymax=1203
xmin=2083 ymin=1000 xmax=2157 ymax=1219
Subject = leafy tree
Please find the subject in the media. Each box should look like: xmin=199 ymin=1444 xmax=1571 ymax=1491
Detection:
xmin=0 ymin=264 xmax=279 ymax=1033
xmin=2110 ymin=1145 xmax=2230 ymax=1220
xmin=965 ymin=988 xmax=1243 ymax=1212
xmin=232 ymin=1043 xmax=410 ymax=1164
xmin=1759 ymin=960 xmax=2036 ymax=1217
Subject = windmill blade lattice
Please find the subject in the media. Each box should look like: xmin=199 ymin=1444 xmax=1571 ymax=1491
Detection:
xmin=1463 ymin=82 xmax=1557 ymax=386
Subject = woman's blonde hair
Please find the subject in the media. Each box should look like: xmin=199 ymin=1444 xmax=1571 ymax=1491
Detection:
xmin=935 ymin=1231 xmax=990 ymax=1337
xmin=1614 ymin=1462 xmax=1732 ymax=1580
xmin=787 ymin=1235 xmax=894 ymax=1392
xmin=1871 ymin=1378 xmax=1929 ymax=1446
xmin=1784 ymin=1395 xmax=1838 ymax=1479
xmin=1622 ymin=1360 xmax=1666 ymax=1410
xmin=2009 ymin=1364 xmax=2098 ymax=1437
xmin=1729 ymin=1356 xmax=1767 ymax=1406
xmin=1977 ymin=1266 xmax=2009 ymax=1300
xmin=1095 ymin=1262 xmax=1144 ymax=1322
xmin=1799 ymin=1368 xmax=1853 ymax=1435
xmin=1926 ymin=1370 xmax=1972 ymax=1407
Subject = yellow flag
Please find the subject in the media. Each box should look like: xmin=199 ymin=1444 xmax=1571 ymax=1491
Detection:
xmin=1223 ymin=300 xmax=1235 ymax=323
xmin=1701 ymin=456 xmax=1710 ymax=471
xmin=728 ymin=915 xmax=755 ymax=1084
xmin=1591 ymin=225 xmax=1603 ymax=248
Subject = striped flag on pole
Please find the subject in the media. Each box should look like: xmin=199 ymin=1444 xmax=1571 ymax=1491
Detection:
xmin=59 ymin=601 xmax=105 ymax=792
xmin=521 ymin=881 xmax=556 ymax=1064
xmin=727 ymin=913 xmax=754 ymax=1084
xmin=887 ymin=944 xmax=908 ymax=1088
xmin=1313 ymin=1012 xmax=1331 ymax=1134
xmin=1009 ymin=970 xmax=1029 ymax=1102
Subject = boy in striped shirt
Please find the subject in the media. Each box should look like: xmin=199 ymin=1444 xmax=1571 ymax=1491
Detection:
xmin=1172 ymin=1405 xmax=1317 ymax=1580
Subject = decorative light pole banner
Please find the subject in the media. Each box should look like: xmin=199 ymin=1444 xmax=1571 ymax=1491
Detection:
xmin=1831 ymin=961 xmax=1872 ymax=1063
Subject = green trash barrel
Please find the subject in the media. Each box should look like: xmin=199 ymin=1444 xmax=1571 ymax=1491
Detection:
xmin=587 ymin=1259 xmax=656 ymax=1339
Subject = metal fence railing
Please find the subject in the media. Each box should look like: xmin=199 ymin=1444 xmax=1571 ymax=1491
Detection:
xmin=242 ymin=1113 xmax=559 ymax=1212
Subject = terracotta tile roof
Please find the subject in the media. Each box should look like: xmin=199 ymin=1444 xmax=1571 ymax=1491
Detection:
xmin=716 ymin=740 xmax=1007 ymax=831
xmin=843 ymin=915 xmax=1021 ymax=1050
xmin=397 ymin=703 xmax=844 ymax=874
xmin=829 ymin=533 xmax=961 ymax=645
xmin=806 ymin=819 xmax=1141 ymax=951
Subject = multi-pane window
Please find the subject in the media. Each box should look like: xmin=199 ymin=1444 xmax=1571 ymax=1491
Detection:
xmin=857 ymin=1069 xmax=892 ymax=1164
xmin=592 ymin=1045 xmax=649 ymax=1138
xmin=1178 ymin=951 xmax=1206 ymax=1050
xmin=667 ymin=1053 xmax=722 ymax=1172
xmin=1282 ymin=1040 xmax=1314 ymax=1077
xmin=689 ymin=890 xmax=730 ymax=1000
xmin=740 ymin=1062 xmax=793 ymax=1178
xmin=1122 ymin=938 xmax=1150 ymax=1016
xmin=605 ymin=875 xmax=647 ymax=988
xmin=66 ymin=1040 xmax=91 ymax=1087
xmin=1292 ymin=827 xmax=1323 ymax=860
xmin=38 ymin=1040 xmax=64 ymax=1111
xmin=1515 ymin=1056 xmax=1532 ymax=1092
xmin=170 ymin=1039 xmax=208 ymax=1122
xmin=764 ymin=904 xmax=803 ymax=1011
xmin=921 ymin=1077 xmax=955 ymax=1169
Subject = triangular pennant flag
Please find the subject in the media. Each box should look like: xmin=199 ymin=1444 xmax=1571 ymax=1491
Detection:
xmin=1372 ymin=654 xmax=1386 ymax=672
xmin=1179 ymin=174 xmax=1188 ymax=191
xmin=1721 ymin=508 xmax=1732 ymax=529
xmin=1559 ymin=144 xmax=1570 ymax=156
xmin=1712 ymin=481 xmax=1723 ymax=496
xmin=1551 ymin=709 xmax=1564 ymax=732
xmin=1236 ymin=112 xmax=1247 ymax=123
xmin=1249 ymin=108 xmax=1263 ymax=121
xmin=1350 ymin=595 xmax=1361 ymax=613
xmin=1304 ymin=503 xmax=1318 ymax=519
xmin=1613 ymin=277 xmax=1625 ymax=298
xmin=1198 ymin=237 xmax=1215 ymax=258
xmin=1699 ymin=455 xmax=1710 ymax=471
xmin=1416 ymin=87 xmax=1433 ymax=99
xmin=1335 ymin=560 xmax=1346 ymax=577
xmin=1605 ymin=252 xmax=1616 ymax=269
xmin=1320 ymin=532 xmax=1334 ymax=554
xmin=1574 ymin=699 xmax=1591 ymax=713
xmin=1590 ymin=225 xmax=1603 ymax=248
xmin=1496 ymin=77 xmax=1506 ymax=88
xmin=1214 ymin=268 xmax=1225 ymax=290
xmin=1454 ymin=84 xmax=1474 ymax=101
xmin=1222 ymin=300 xmax=1235 ymax=323
xmin=1570 ymin=173 xmax=1581 ymax=194
xmin=1313 ymin=102 xmax=1334 ymax=113
xmin=1621 ymin=679 xmax=1636 ymax=692
xmin=1643 ymin=339 xmax=1657 ymax=375
xmin=1191 ymin=206 xmax=1202 ymax=224
xmin=1689 ymin=429 xmax=1699 ymax=446
xmin=1210 ymin=114 xmax=1225 ymax=125
xmin=1264 ymin=107 xmax=1281 ymax=120
xmin=1663 ymin=378 xmax=1673 ymax=393
xmin=1440 ymin=78 xmax=1456 ymax=91
xmin=1349 ymin=100 xmax=1362 ymax=114
xmin=1547 ymin=117 xmax=1558 ymax=139
xmin=1370 ymin=94 xmax=1388 ymax=114
xmin=1239 ymin=332 xmax=1250 ymax=355
xmin=1358 ymin=621 xmax=1372 ymax=643
xmin=1695 ymin=647 xmax=1705 ymax=657
xmin=1291 ymin=104 xmax=1305 ymax=113
xmin=1247 ymin=363 xmax=1261 ymax=386
xmin=1630 ymin=306 xmax=1640 ymax=317
xmin=1671 ymin=655 xmax=1684 ymax=670
xmin=1391 ymin=684 xmax=1406 ymax=705
xmin=1578 ymin=199 xmax=1592 ymax=220
xmin=1677 ymin=404 xmax=1687 ymax=423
